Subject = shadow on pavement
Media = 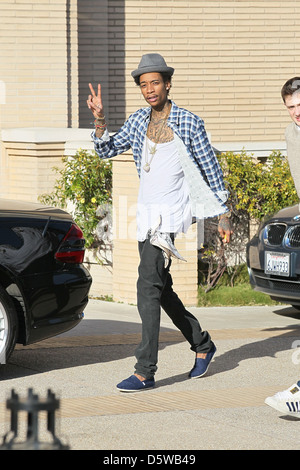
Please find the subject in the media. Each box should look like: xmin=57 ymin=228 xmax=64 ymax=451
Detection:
xmin=2 ymin=310 xmax=300 ymax=384
xmin=212 ymin=323 xmax=300 ymax=375
xmin=0 ymin=319 xmax=183 ymax=380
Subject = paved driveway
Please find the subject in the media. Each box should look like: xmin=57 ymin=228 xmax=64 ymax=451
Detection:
xmin=1 ymin=299 xmax=300 ymax=450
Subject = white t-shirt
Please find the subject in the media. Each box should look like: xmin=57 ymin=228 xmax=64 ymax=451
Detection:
xmin=136 ymin=137 xmax=192 ymax=241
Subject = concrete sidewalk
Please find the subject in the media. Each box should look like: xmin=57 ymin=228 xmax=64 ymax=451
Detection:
xmin=1 ymin=299 xmax=300 ymax=451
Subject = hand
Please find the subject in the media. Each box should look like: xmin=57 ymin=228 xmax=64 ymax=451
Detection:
xmin=87 ymin=83 xmax=104 ymax=119
xmin=218 ymin=214 xmax=233 ymax=244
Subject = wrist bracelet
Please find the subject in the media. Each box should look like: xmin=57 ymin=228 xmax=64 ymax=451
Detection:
xmin=94 ymin=116 xmax=105 ymax=122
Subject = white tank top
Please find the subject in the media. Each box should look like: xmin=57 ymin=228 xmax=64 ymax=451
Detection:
xmin=136 ymin=137 xmax=192 ymax=241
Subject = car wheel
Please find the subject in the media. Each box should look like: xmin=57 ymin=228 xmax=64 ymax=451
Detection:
xmin=0 ymin=286 xmax=18 ymax=364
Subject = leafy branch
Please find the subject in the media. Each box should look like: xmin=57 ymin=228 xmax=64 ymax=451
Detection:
xmin=39 ymin=149 xmax=112 ymax=248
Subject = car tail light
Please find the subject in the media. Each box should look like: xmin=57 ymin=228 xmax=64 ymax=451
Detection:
xmin=55 ymin=223 xmax=85 ymax=264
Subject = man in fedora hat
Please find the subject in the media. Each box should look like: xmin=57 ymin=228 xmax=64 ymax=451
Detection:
xmin=87 ymin=53 xmax=232 ymax=392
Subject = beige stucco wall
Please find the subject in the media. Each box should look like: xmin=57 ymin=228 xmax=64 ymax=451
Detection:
xmin=124 ymin=1 xmax=299 ymax=143
xmin=1 ymin=1 xmax=299 ymax=140
xmin=0 ymin=0 xmax=78 ymax=130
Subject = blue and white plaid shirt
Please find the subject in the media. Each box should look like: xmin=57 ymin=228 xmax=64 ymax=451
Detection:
xmin=92 ymin=101 xmax=228 ymax=216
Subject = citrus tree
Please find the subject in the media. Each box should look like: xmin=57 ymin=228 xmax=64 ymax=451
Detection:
xmin=39 ymin=149 xmax=112 ymax=248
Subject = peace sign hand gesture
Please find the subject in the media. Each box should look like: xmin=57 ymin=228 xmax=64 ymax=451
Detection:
xmin=87 ymin=83 xmax=104 ymax=119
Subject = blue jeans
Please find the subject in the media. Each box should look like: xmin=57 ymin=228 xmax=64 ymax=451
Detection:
xmin=134 ymin=236 xmax=213 ymax=379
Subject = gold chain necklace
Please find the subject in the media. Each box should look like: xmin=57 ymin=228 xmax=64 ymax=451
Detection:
xmin=143 ymin=115 xmax=169 ymax=173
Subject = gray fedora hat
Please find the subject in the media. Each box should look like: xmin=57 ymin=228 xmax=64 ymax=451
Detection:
xmin=131 ymin=53 xmax=174 ymax=79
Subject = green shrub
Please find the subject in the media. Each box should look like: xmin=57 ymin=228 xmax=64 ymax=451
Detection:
xmin=218 ymin=149 xmax=298 ymax=221
xmin=39 ymin=149 xmax=112 ymax=248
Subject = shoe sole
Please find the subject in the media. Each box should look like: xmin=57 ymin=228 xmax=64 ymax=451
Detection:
xmin=117 ymin=385 xmax=155 ymax=393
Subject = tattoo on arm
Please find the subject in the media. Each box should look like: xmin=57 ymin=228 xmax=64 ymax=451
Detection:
xmin=95 ymin=127 xmax=106 ymax=138
xmin=218 ymin=216 xmax=232 ymax=231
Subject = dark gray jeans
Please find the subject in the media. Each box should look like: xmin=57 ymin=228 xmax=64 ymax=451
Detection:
xmin=134 ymin=236 xmax=213 ymax=379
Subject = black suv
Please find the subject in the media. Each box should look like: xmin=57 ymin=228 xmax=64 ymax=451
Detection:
xmin=0 ymin=199 xmax=92 ymax=363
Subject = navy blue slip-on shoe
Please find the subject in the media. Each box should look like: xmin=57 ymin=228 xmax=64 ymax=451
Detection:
xmin=189 ymin=344 xmax=216 ymax=379
xmin=116 ymin=375 xmax=155 ymax=392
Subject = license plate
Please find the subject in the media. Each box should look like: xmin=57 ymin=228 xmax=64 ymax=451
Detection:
xmin=265 ymin=251 xmax=290 ymax=276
